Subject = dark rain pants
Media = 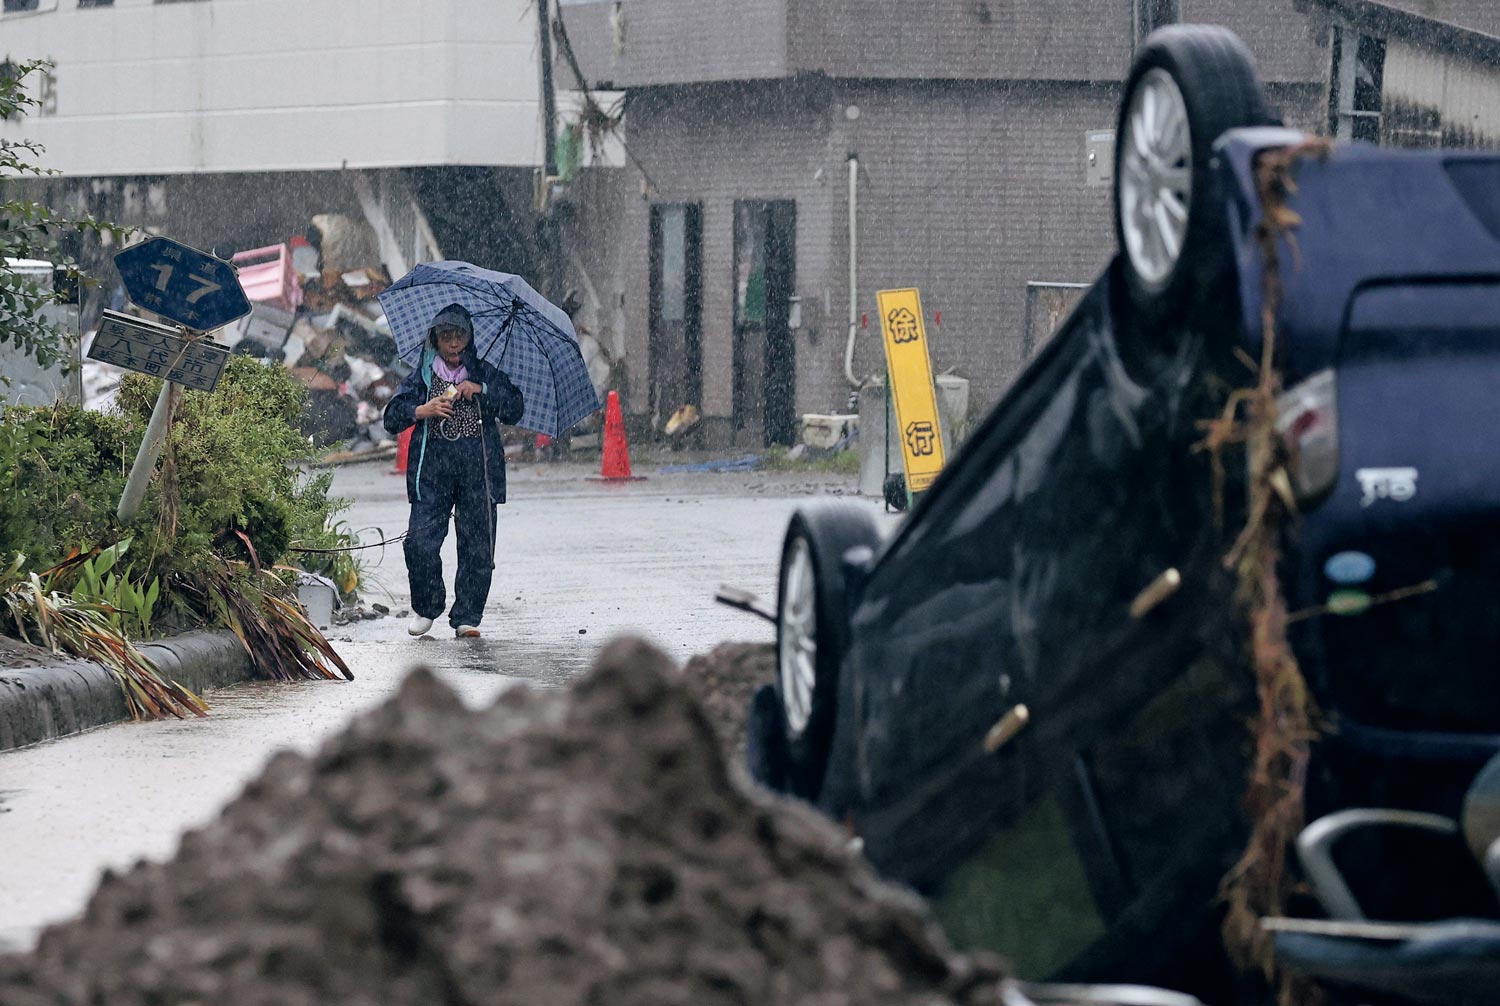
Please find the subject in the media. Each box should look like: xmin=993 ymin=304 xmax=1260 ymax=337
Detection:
xmin=403 ymin=437 xmax=498 ymax=628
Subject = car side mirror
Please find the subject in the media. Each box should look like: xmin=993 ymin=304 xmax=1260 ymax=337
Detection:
xmin=1463 ymin=751 xmax=1500 ymax=896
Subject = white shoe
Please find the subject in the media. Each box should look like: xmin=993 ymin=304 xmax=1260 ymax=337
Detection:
xmin=408 ymin=615 xmax=434 ymax=636
xmin=455 ymin=624 xmax=480 ymax=638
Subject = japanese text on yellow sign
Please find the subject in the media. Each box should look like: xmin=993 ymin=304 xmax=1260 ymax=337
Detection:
xmin=876 ymin=288 xmax=945 ymax=493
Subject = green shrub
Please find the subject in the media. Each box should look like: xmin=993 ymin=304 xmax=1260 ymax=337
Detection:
xmin=115 ymin=356 xmax=344 ymax=574
xmin=0 ymin=405 xmax=133 ymax=569
xmin=1 ymin=356 xmax=358 ymax=591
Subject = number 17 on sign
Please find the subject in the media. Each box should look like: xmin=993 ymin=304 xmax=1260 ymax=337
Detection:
xmin=148 ymin=264 xmax=222 ymax=306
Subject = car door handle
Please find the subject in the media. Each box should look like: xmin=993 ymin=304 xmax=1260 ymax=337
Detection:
xmin=1129 ymin=567 xmax=1182 ymax=619
xmin=984 ymin=703 xmax=1031 ymax=753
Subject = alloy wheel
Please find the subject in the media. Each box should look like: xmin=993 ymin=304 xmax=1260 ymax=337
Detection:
xmin=1120 ymin=67 xmax=1193 ymax=290
xmin=778 ymin=537 xmax=817 ymax=737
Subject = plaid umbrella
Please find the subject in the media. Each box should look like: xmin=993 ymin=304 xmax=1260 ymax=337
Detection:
xmin=378 ymin=261 xmax=600 ymax=438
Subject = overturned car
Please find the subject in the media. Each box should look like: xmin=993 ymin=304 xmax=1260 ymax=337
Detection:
xmin=746 ymin=24 xmax=1500 ymax=990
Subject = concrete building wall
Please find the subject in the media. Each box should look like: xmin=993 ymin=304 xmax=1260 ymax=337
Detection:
xmin=558 ymin=1 xmax=1339 ymax=438
xmin=0 ymin=0 xmax=544 ymax=175
xmin=790 ymin=0 xmax=1134 ymax=82
xmin=554 ymin=0 xmax=788 ymax=88
xmin=1380 ymin=0 xmax=1500 ymax=39
xmin=569 ymin=79 xmax=835 ymax=430
xmin=830 ymin=80 xmax=1120 ymax=413
xmin=1182 ymin=0 xmax=1328 ymax=82
xmin=1266 ymin=82 xmax=1331 ymax=132
xmin=561 ymin=0 xmax=1336 ymax=89
xmin=571 ymin=77 xmax=1122 ymax=434
xmin=1382 ymin=37 xmax=1500 ymax=148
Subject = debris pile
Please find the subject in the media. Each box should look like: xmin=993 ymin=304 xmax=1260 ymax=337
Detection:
xmin=83 ymin=216 xmax=405 ymax=454
xmin=220 ymin=220 xmax=400 ymax=451
xmin=0 ymin=638 xmax=1005 ymax=1006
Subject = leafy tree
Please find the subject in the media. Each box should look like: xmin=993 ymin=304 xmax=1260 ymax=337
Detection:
xmin=0 ymin=59 xmax=129 ymax=370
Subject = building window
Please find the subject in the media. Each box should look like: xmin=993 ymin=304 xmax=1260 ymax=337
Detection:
xmin=78 ymin=0 xmax=114 ymax=7
xmin=3 ymin=0 xmax=42 ymax=12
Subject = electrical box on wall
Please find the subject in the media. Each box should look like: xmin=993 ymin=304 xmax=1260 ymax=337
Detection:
xmin=1086 ymin=130 xmax=1115 ymax=188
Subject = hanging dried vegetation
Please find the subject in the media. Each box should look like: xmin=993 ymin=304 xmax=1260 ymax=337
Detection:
xmin=1198 ymin=137 xmax=1334 ymax=1002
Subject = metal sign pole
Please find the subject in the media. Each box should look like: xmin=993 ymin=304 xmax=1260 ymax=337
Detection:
xmin=107 ymin=236 xmax=250 ymax=522
xmin=117 ymin=378 xmax=176 ymax=523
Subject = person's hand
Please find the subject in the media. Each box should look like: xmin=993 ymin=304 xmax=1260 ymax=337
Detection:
xmin=455 ymin=380 xmax=483 ymax=400
xmin=416 ymin=397 xmax=455 ymax=421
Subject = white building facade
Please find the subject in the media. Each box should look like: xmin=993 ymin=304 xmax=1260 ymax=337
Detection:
xmin=0 ymin=0 xmax=547 ymax=175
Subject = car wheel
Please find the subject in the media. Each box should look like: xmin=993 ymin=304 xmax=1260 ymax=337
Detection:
xmin=882 ymin=473 xmax=908 ymax=512
xmin=1114 ymin=25 xmax=1273 ymax=322
xmin=776 ymin=503 xmax=881 ymax=799
xmin=745 ymin=684 xmax=789 ymax=792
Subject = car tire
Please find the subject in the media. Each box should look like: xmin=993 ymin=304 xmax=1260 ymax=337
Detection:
xmin=883 ymin=473 xmax=909 ymax=512
xmin=745 ymin=684 xmax=790 ymax=793
xmin=775 ymin=503 xmax=882 ymax=800
xmin=1114 ymin=25 xmax=1273 ymax=324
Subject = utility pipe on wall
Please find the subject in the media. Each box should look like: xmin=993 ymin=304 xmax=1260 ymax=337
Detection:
xmin=844 ymin=154 xmax=861 ymax=389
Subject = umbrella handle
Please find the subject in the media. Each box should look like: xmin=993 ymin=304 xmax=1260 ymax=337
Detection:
xmin=478 ymin=397 xmax=497 ymax=569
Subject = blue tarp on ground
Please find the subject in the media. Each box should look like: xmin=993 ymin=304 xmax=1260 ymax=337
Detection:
xmin=658 ymin=455 xmax=764 ymax=474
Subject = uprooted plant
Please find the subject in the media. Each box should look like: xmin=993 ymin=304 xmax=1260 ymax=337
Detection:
xmin=0 ymin=552 xmax=207 ymax=720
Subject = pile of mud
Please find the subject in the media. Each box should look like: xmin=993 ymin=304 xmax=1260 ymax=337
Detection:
xmin=683 ymin=641 xmax=774 ymax=764
xmin=0 ymin=638 xmax=1004 ymax=1006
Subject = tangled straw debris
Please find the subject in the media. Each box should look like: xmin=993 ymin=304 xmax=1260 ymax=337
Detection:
xmin=1201 ymin=138 xmax=1333 ymax=1001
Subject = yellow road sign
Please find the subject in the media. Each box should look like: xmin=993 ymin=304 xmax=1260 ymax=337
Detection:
xmin=876 ymin=288 xmax=945 ymax=493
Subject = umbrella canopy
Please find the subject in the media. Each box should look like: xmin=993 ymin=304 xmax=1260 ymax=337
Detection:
xmin=379 ymin=261 xmax=600 ymax=438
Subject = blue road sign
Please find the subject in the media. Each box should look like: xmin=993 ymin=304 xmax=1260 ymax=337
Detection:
xmin=114 ymin=236 xmax=252 ymax=332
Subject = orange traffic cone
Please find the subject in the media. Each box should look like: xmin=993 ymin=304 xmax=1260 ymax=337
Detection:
xmin=390 ymin=426 xmax=412 ymax=475
xmin=595 ymin=390 xmax=643 ymax=481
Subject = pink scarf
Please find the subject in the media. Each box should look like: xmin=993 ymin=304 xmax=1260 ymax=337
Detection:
xmin=432 ymin=356 xmax=468 ymax=385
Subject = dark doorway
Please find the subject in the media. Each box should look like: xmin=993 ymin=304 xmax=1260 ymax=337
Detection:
xmin=732 ymin=199 xmax=797 ymax=447
xmin=648 ymin=203 xmax=703 ymax=433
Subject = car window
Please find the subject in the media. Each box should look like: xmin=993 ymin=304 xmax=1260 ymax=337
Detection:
xmin=1083 ymin=657 xmax=1250 ymax=894
xmin=930 ymin=793 xmax=1107 ymax=980
xmin=1342 ymin=282 xmax=1500 ymax=360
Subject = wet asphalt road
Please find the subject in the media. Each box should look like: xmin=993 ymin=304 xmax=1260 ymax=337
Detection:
xmin=0 ymin=457 xmax=888 ymax=953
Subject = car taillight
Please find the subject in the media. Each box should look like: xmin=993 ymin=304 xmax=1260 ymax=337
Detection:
xmin=1275 ymin=368 xmax=1339 ymax=503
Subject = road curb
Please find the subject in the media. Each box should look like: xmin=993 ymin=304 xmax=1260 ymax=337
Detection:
xmin=0 ymin=630 xmax=252 ymax=753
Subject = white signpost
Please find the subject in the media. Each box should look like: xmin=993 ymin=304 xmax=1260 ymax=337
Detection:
xmin=87 ymin=310 xmax=231 ymax=393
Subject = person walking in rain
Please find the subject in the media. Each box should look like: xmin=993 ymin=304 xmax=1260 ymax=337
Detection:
xmin=383 ymin=304 xmax=524 ymax=638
